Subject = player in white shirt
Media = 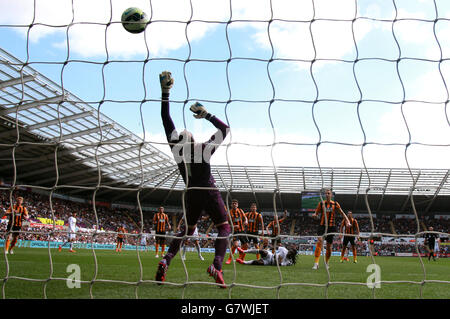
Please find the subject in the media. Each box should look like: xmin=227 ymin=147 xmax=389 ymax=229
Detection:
xmin=178 ymin=217 xmax=204 ymax=261
xmin=235 ymin=245 xmax=298 ymax=266
xmin=140 ymin=233 xmax=149 ymax=251
xmin=59 ymin=212 xmax=77 ymax=253
xmin=434 ymin=237 xmax=440 ymax=260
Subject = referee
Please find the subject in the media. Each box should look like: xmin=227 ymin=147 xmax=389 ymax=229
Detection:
xmin=424 ymin=226 xmax=437 ymax=261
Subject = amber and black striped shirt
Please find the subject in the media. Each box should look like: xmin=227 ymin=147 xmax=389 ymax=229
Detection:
xmin=117 ymin=226 xmax=126 ymax=239
xmin=341 ymin=218 xmax=359 ymax=235
xmin=315 ymin=200 xmax=341 ymax=227
xmin=153 ymin=212 xmax=170 ymax=233
xmin=229 ymin=208 xmax=246 ymax=232
xmin=246 ymin=211 xmax=263 ymax=234
xmin=267 ymin=215 xmax=286 ymax=236
xmin=6 ymin=204 xmax=28 ymax=228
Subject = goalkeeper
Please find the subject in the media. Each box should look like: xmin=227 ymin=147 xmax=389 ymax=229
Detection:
xmin=155 ymin=71 xmax=231 ymax=288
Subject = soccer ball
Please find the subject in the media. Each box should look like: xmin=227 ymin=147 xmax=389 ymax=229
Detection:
xmin=121 ymin=7 xmax=149 ymax=34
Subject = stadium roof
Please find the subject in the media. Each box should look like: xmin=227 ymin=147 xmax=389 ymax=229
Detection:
xmin=0 ymin=47 xmax=449 ymax=214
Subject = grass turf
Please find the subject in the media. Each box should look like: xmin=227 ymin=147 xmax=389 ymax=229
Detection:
xmin=0 ymin=247 xmax=448 ymax=299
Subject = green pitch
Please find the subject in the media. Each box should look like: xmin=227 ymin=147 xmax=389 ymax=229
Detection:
xmin=1 ymin=248 xmax=449 ymax=299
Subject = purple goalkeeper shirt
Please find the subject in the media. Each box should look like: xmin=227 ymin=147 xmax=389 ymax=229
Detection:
xmin=161 ymin=93 xmax=229 ymax=188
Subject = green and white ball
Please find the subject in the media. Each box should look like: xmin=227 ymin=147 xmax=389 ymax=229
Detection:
xmin=121 ymin=7 xmax=149 ymax=34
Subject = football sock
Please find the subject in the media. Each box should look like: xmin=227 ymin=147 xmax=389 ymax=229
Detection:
xmin=10 ymin=238 xmax=18 ymax=250
xmin=5 ymin=239 xmax=11 ymax=252
xmin=314 ymin=242 xmax=322 ymax=264
xmin=352 ymin=247 xmax=357 ymax=261
xmin=213 ymin=223 xmax=231 ymax=271
xmin=325 ymin=247 xmax=331 ymax=264
xmin=164 ymin=227 xmax=195 ymax=266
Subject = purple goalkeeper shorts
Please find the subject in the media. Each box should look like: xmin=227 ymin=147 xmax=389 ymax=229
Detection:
xmin=184 ymin=188 xmax=228 ymax=226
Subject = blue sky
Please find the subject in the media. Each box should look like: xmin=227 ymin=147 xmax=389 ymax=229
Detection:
xmin=0 ymin=0 xmax=449 ymax=169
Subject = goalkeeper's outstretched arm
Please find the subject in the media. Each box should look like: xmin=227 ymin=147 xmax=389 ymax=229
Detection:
xmin=160 ymin=71 xmax=177 ymax=148
xmin=189 ymin=102 xmax=229 ymax=154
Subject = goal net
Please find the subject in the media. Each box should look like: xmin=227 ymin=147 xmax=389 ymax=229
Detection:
xmin=0 ymin=0 xmax=449 ymax=300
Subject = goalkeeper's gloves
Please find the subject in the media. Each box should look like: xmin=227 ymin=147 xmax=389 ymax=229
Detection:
xmin=160 ymin=71 xmax=174 ymax=94
xmin=189 ymin=102 xmax=210 ymax=119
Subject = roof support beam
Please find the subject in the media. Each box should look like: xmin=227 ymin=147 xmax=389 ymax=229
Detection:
xmin=352 ymin=170 xmax=363 ymax=211
xmin=27 ymin=111 xmax=93 ymax=130
xmin=424 ymin=169 xmax=449 ymax=213
xmin=0 ymin=135 xmax=130 ymax=170
xmin=0 ymin=74 xmax=36 ymax=89
xmin=400 ymin=171 xmax=421 ymax=212
xmin=0 ymin=95 xmax=67 ymax=116
xmin=376 ymin=169 xmax=392 ymax=213
xmin=50 ymin=124 xmax=113 ymax=142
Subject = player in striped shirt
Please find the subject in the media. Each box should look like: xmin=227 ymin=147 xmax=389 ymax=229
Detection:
xmin=339 ymin=211 xmax=360 ymax=263
xmin=153 ymin=207 xmax=171 ymax=258
xmin=311 ymin=189 xmax=350 ymax=270
xmin=266 ymin=210 xmax=287 ymax=254
xmin=4 ymin=196 xmax=29 ymax=255
xmin=116 ymin=225 xmax=127 ymax=252
xmin=225 ymin=199 xmax=249 ymax=264
xmin=245 ymin=203 xmax=265 ymax=260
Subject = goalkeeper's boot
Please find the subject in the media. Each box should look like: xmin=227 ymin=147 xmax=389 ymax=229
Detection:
xmin=207 ymin=264 xmax=226 ymax=289
xmin=155 ymin=259 xmax=168 ymax=285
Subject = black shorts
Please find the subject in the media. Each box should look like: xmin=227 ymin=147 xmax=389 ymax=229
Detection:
xmin=232 ymin=232 xmax=249 ymax=245
xmin=117 ymin=237 xmax=124 ymax=244
xmin=343 ymin=236 xmax=355 ymax=247
xmin=428 ymin=241 xmax=435 ymax=250
xmin=317 ymin=225 xmax=337 ymax=244
xmin=155 ymin=232 xmax=167 ymax=245
xmin=247 ymin=232 xmax=260 ymax=245
xmin=7 ymin=224 xmax=21 ymax=233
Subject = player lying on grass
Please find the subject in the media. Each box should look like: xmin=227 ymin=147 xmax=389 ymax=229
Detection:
xmin=235 ymin=245 xmax=298 ymax=266
xmin=155 ymin=71 xmax=231 ymax=288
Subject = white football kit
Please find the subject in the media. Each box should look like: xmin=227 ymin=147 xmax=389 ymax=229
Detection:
xmin=260 ymin=246 xmax=292 ymax=266
xmin=140 ymin=234 xmax=148 ymax=245
xmin=68 ymin=216 xmax=77 ymax=240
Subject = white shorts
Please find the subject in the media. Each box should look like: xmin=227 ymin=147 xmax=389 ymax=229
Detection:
xmin=262 ymin=251 xmax=274 ymax=266
xmin=184 ymin=227 xmax=199 ymax=240
xmin=140 ymin=239 xmax=147 ymax=245
xmin=69 ymin=232 xmax=76 ymax=240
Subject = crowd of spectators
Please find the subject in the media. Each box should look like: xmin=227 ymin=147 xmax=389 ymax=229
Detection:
xmin=1 ymin=189 xmax=448 ymax=254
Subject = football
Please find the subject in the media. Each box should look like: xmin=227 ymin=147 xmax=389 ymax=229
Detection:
xmin=121 ymin=7 xmax=149 ymax=34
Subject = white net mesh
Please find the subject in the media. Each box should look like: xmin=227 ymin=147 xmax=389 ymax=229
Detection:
xmin=0 ymin=0 xmax=449 ymax=299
